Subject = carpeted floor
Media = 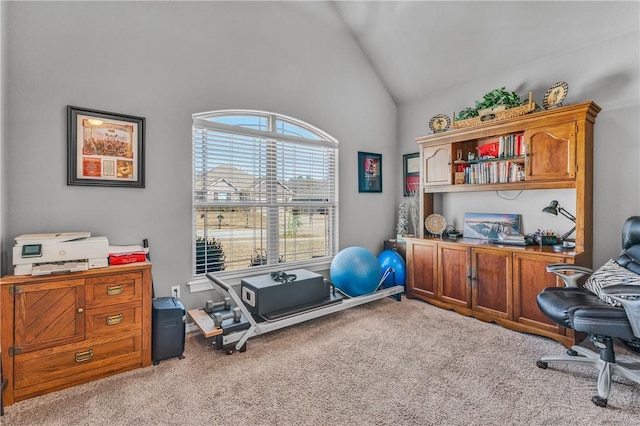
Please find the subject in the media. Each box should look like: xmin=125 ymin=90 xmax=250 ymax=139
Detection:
xmin=3 ymin=297 xmax=640 ymax=425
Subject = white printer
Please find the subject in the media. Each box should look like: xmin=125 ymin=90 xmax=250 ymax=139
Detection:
xmin=13 ymin=232 xmax=109 ymax=276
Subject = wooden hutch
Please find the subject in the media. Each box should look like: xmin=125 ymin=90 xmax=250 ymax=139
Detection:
xmin=405 ymin=101 xmax=600 ymax=347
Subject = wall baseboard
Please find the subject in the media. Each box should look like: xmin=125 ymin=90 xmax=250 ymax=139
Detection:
xmin=185 ymin=322 xmax=199 ymax=334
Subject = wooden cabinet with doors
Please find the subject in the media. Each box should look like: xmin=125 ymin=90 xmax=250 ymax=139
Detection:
xmin=0 ymin=263 xmax=152 ymax=407
xmin=406 ymin=239 xmax=438 ymax=300
xmin=437 ymin=244 xmax=512 ymax=318
xmin=523 ymin=122 xmax=576 ymax=181
xmin=422 ymin=143 xmax=452 ymax=186
xmin=512 ymin=251 xmax=581 ymax=344
xmin=406 ymin=237 xmax=585 ymax=347
xmin=408 ymin=241 xmax=512 ymax=320
xmin=471 ymin=246 xmax=512 ymax=320
xmin=437 ymin=243 xmax=469 ymax=307
xmin=408 ymin=239 xmax=512 ymax=319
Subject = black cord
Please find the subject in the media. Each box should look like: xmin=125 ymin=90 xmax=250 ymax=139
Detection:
xmin=495 ymin=190 xmax=523 ymax=200
xmin=143 ymin=238 xmax=156 ymax=298
xmin=270 ymin=271 xmax=297 ymax=283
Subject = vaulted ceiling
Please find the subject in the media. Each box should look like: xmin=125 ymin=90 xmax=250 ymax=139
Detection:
xmin=332 ymin=1 xmax=640 ymax=104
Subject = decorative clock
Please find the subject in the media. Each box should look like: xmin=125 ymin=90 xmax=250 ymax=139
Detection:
xmin=543 ymin=81 xmax=568 ymax=109
xmin=429 ymin=114 xmax=451 ymax=133
xmin=425 ymin=213 xmax=447 ymax=237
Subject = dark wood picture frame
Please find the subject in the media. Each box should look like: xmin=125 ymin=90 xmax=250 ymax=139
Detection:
xmin=67 ymin=105 xmax=145 ymax=188
xmin=358 ymin=151 xmax=382 ymax=193
xmin=403 ymin=152 xmax=420 ymax=196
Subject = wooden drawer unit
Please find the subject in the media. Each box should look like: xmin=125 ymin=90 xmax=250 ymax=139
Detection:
xmin=13 ymin=335 xmax=142 ymax=400
xmin=0 ymin=263 xmax=152 ymax=406
xmin=86 ymin=272 xmax=143 ymax=307
xmin=86 ymin=302 xmax=143 ymax=338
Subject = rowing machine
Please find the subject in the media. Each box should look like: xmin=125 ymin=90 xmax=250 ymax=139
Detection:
xmin=201 ymin=267 xmax=402 ymax=354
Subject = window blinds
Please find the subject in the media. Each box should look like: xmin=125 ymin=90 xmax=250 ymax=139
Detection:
xmin=192 ymin=113 xmax=338 ymax=274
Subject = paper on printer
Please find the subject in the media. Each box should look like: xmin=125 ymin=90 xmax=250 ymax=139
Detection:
xmin=13 ymin=232 xmax=109 ymax=276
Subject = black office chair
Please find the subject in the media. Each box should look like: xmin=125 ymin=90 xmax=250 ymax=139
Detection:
xmin=536 ymin=216 xmax=640 ymax=407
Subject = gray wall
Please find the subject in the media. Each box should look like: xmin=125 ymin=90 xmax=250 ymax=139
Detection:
xmin=3 ymin=1 xmax=397 ymax=309
xmin=398 ymin=30 xmax=640 ymax=268
xmin=0 ymin=0 xmax=6 ymax=276
xmin=3 ymin=1 xmax=639 ymax=311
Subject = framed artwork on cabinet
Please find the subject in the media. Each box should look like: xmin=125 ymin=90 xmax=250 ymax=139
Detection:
xmin=463 ymin=212 xmax=521 ymax=240
xmin=67 ymin=105 xmax=145 ymax=188
xmin=358 ymin=151 xmax=382 ymax=193
xmin=403 ymin=152 xmax=420 ymax=196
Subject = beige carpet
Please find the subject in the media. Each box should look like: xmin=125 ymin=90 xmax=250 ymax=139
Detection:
xmin=3 ymin=297 xmax=640 ymax=425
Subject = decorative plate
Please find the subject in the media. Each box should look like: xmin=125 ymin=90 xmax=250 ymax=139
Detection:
xmin=425 ymin=213 xmax=447 ymax=235
xmin=429 ymin=114 xmax=451 ymax=133
xmin=543 ymin=81 xmax=568 ymax=109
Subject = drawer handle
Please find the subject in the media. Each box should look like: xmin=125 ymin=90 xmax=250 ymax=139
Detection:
xmin=75 ymin=349 xmax=94 ymax=363
xmin=106 ymin=313 xmax=124 ymax=326
xmin=106 ymin=285 xmax=124 ymax=296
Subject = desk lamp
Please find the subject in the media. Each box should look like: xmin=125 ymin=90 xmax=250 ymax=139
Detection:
xmin=542 ymin=200 xmax=576 ymax=242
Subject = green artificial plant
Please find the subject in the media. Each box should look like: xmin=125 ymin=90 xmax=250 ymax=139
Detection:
xmin=455 ymin=87 xmax=524 ymax=121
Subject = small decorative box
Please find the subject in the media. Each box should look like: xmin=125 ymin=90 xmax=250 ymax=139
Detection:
xmin=540 ymin=236 xmax=558 ymax=246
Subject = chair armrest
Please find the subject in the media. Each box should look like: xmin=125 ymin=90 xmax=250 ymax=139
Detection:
xmin=546 ymin=263 xmax=594 ymax=274
xmin=600 ymin=285 xmax=640 ymax=338
xmin=546 ymin=263 xmax=594 ymax=288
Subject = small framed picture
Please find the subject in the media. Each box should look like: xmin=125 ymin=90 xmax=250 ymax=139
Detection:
xmin=463 ymin=213 xmax=521 ymax=240
xmin=403 ymin=152 xmax=420 ymax=196
xmin=358 ymin=151 xmax=382 ymax=193
xmin=67 ymin=105 xmax=145 ymax=188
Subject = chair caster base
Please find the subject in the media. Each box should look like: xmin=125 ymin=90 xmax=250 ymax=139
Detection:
xmin=567 ymin=348 xmax=578 ymax=356
xmin=592 ymin=395 xmax=607 ymax=407
xmin=536 ymin=360 xmax=548 ymax=369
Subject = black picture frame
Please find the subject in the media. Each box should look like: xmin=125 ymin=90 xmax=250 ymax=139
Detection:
xmin=358 ymin=151 xmax=382 ymax=193
xmin=67 ymin=105 xmax=145 ymax=188
xmin=403 ymin=152 xmax=420 ymax=196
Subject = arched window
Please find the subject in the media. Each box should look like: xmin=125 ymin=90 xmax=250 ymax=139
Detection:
xmin=192 ymin=110 xmax=338 ymax=276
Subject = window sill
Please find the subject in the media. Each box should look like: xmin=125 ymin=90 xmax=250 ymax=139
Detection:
xmin=186 ymin=258 xmax=333 ymax=293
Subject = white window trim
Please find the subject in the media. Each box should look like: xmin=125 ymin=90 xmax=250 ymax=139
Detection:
xmin=192 ymin=109 xmax=339 ymax=277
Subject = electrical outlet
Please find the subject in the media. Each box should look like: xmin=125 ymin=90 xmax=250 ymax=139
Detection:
xmin=171 ymin=285 xmax=180 ymax=299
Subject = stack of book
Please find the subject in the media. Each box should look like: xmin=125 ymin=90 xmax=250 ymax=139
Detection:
xmin=465 ymin=161 xmax=524 ymax=184
xmin=497 ymin=134 xmax=525 ymax=158
xmin=108 ymin=245 xmax=149 ymax=265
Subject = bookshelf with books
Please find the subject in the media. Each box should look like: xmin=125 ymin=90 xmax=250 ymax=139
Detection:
xmin=417 ymin=101 xmax=599 ymax=250
xmin=418 ymin=103 xmax=598 ymax=192
xmin=452 ymin=133 xmax=525 ymax=184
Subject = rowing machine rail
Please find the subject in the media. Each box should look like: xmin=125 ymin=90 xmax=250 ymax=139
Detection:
xmin=205 ymin=270 xmax=403 ymax=352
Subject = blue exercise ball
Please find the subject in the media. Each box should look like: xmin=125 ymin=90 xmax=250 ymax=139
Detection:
xmin=377 ymin=249 xmax=406 ymax=288
xmin=330 ymin=247 xmax=382 ymax=297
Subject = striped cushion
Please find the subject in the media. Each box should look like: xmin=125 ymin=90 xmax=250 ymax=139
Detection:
xmin=584 ymin=259 xmax=640 ymax=306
